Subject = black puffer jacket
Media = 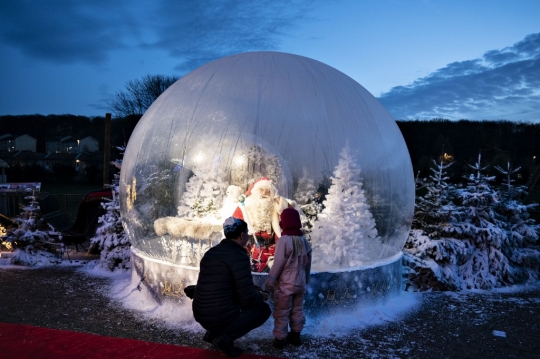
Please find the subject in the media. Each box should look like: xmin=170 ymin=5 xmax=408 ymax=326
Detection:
xmin=193 ymin=238 xmax=263 ymax=329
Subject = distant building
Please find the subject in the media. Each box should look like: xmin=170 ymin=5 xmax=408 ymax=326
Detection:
xmin=79 ymin=136 xmax=99 ymax=152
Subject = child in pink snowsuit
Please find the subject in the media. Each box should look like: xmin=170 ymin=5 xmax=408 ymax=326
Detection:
xmin=264 ymin=208 xmax=312 ymax=349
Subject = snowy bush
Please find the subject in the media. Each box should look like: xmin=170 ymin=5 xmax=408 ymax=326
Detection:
xmin=404 ymin=154 xmax=540 ymax=291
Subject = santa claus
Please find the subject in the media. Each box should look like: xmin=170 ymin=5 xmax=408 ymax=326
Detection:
xmin=232 ymin=177 xmax=296 ymax=272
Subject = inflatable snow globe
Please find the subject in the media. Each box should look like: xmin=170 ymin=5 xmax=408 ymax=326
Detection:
xmin=120 ymin=51 xmax=414 ymax=311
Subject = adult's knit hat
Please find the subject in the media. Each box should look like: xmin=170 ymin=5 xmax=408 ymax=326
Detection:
xmin=223 ymin=217 xmax=248 ymax=239
xmin=279 ymin=208 xmax=304 ymax=236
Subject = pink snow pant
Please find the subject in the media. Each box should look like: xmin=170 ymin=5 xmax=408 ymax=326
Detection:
xmin=272 ymin=288 xmax=306 ymax=340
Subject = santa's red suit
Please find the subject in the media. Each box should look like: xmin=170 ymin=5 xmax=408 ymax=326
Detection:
xmin=232 ymin=178 xmax=292 ymax=272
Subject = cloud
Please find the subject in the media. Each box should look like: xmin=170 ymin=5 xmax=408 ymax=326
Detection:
xmin=0 ymin=0 xmax=138 ymax=64
xmin=145 ymin=0 xmax=318 ymax=72
xmin=379 ymin=33 xmax=540 ymax=121
xmin=0 ymin=0 xmax=317 ymax=70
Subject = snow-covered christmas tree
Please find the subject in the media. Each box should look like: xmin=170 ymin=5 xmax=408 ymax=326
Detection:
xmin=494 ymin=160 xmax=540 ymax=282
xmin=454 ymin=152 xmax=511 ymax=289
xmin=404 ymin=158 xmax=472 ymax=291
xmin=311 ymin=144 xmax=378 ymax=270
xmin=90 ymin=149 xmax=131 ymax=271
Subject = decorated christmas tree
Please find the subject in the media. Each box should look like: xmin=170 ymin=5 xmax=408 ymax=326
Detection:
xmin=2 ymin=192 xmax=58 ymax=266
xmin=311 ymin=144 xmax=378 ymax=269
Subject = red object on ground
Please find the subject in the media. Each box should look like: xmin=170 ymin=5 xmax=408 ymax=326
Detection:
xmin=0 ymin=322 xmax=284 ymax=359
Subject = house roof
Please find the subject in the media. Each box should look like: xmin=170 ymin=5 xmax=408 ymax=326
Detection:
xmin=15 ymin=134 xmax=37 ymax=141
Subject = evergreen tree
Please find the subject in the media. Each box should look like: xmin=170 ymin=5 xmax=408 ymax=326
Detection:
xmin=311 ymin=144 xmax=378 ymax=270
xmin=454 ymin=153 xmax=511 ymax=289
xmin=494 ymin=161 xmax=540 ymax=282
xmin=404 ymin=159 xmax=473 ymax=290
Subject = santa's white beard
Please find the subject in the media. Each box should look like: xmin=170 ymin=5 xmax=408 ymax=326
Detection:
xmin=244 ymin=195 xmax=274 ymax=233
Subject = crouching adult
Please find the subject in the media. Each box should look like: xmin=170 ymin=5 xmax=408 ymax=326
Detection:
xmin=193 ymin=217 xmax=271 ymax=357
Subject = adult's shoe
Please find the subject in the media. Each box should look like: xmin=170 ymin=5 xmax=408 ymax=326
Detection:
xmin=212 ymin=334 xmax=243 ymax=357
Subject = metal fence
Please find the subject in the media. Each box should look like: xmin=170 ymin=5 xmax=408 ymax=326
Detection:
xmin=0 ymin=193 xmax=85 ymax=221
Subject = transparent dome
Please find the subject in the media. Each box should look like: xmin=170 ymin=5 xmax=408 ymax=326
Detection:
xmin=120 ymin=51 xmax=414 ymax=269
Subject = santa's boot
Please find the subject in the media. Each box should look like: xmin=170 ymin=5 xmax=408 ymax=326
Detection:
xmin=286 ymin=331 xmax=302 ymax=346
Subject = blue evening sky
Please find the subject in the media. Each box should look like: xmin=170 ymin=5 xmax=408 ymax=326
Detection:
xmin=1 ymin=0 xmax=539 ymax=122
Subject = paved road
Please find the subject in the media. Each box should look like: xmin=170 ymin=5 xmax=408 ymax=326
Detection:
xmin=0 ymin=266 xmax=539 ymax=358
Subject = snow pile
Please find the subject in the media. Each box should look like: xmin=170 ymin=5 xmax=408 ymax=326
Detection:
xmin=404 ymin=154 xmax=540 ymax=291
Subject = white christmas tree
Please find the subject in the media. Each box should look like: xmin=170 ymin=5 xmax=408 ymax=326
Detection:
xmin=294 ymin=168 xmax=323 ymax=236
xmin=311 ymin=144 xmax=378 ymax=270
xmin=177 ymin=156 xmax=228 ymax=220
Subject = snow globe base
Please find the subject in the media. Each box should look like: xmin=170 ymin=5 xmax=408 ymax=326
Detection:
xmin=131 ymin=247 xmax=402 ymax=313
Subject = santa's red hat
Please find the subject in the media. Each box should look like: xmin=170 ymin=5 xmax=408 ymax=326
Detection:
xmin=246 ymin=177 xmax=275 ymax=196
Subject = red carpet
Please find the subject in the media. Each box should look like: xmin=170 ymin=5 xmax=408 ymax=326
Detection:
xmin=0 ymin=322 xmax=284 ymax=359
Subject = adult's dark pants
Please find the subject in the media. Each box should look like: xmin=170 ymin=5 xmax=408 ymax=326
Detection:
xmin=204 ymin=301 xmax=271 ymax=340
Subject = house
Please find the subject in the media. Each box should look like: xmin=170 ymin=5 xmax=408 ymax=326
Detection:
xmin=46 ymin=136 xmax=78 ymax=153
xmin=15 ymin=134 xmax=37 ymax=152
xmin=0 ymin=134 xmax=15 ymax=151
xmin=79 ymin=136 xmax=99 ymax=152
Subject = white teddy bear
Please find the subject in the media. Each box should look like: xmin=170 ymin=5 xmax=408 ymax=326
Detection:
xmin=218 ymin=185 xmax=243 ymax=220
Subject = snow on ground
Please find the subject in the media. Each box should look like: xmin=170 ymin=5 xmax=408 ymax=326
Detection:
xmin=79 ymin=261 xmax=421 ymax=342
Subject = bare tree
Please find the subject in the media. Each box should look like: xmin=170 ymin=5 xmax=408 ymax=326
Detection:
xmin=109 ymin=74 xmax=179 ymax=117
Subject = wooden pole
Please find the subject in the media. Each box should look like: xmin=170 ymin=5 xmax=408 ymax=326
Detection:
xmin=103 ymin=113 xmax=111 ymax=187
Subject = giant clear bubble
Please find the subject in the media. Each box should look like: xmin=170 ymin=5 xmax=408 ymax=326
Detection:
xmin=120 ymin=52 xmax=414 ymax=303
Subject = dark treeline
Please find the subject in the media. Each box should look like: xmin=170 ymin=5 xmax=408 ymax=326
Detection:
xmin=1 ymin=115 xmax=539 ymax=187
xmin=0 ymin=114 xmax=141 ymax=153
xmin=397 ymin=119 xmax=540 ymax=186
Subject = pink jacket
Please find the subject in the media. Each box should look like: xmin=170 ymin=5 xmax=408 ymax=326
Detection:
xmin=265 ymin=234 xmax=312 ymax=295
